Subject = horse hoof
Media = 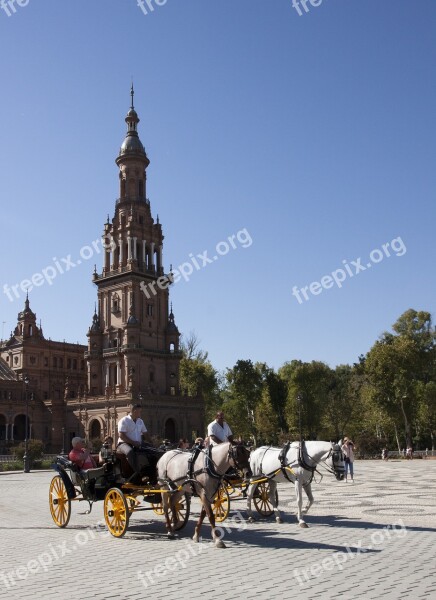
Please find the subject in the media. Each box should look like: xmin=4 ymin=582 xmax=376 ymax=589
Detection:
xmin=167 ymin=532 xmax=175 ymax=539
xmin=299 ymin=522 xmax=309 ymax=528
xmin=248 ymin=516 xmax=254 ymax=524
xmin=276 ymin=517 xmax=283 ymax=524
xmin=215 ymin=539 xmax=226 ymax=548
xmin=192 ymin=534 xmax=199 ymax=543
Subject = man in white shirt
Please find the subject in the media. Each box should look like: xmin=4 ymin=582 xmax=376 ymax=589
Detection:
xmin=117 ymin=403 xmax=152 ymax=482
xmin=207 ymin=411 xmax=234 ymax=446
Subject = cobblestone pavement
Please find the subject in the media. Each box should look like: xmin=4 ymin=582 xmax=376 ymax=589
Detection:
xmin=0 ymin=460 xmax=435 ymax=600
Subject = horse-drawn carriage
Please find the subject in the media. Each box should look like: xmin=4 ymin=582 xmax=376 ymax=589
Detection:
xmin=49 ymin=440 xmax=344 ymax=544
xmin=49 ymin=447 xmax=190 ymax=538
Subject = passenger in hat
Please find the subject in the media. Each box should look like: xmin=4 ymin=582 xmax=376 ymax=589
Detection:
xmin=69 ymin=437 xmax=97 ymax=469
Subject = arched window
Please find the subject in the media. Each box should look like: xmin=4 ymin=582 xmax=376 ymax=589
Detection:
xmin=0 ymin=414 xmax=6 ymax=440
xmin=169 ymin=343 xmax=175 ymax=353
xmin=29 ymin=325 xmax=33 ymax=336
xmin=13 ymin=414 xmax=28 ymax=441
xmin=89 ymin=420 xmax=101 ymax=441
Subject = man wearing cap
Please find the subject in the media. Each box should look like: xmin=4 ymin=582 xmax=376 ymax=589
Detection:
xmin=117 ymin=403 xmax=152 ymax=482
xmin=69 ymin=437 xmax=97 ymax=469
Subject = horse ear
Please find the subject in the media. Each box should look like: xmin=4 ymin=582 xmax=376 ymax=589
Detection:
xmin=338 ymin=439 xmax=343 ymax=446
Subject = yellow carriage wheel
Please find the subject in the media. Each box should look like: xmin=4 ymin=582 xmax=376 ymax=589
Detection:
xmin=151 ymin=501 xmax=164 ymax=516
xmin=104 ymin=488 xmax=130 ymax=538
xmin=49 ymin=475 xmax=71 ymax=528
xmin=253 ymin=481 xmax=278 ymax=517
xmin=170 ymin=493 xmax=191 ymax=531
xmin=212 ymin=484 xmax=230 ymax=523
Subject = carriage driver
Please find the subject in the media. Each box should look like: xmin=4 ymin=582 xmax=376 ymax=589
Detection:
xmin=207 ymin=411 xmax=234 ymax=446
xmin=117 ymin=403 xmax=152 ymax=483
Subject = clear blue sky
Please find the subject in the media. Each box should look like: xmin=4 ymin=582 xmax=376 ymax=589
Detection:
xmin=0 ymin=0 xmax=435 ymax=373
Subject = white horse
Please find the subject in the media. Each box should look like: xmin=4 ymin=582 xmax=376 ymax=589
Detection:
xmin=157 ymin=442 xmax=250 ymax=548
xmin=246 ymin=441 xmax=344 ymax=527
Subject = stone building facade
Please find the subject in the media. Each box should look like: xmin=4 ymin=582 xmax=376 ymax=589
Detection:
xmin=0 ymin=89 xmax=204 ymax=453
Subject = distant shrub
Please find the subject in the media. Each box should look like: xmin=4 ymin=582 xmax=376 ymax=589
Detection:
xmin=13 ymin=439 xmax=45 ymax=466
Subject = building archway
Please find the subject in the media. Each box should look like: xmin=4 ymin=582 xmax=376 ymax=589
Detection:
xmin=0 ymin=414 xmax=6 ymax=440
xmin=164 ymin=418 xmax=176 ymax=442
xmin=13 ymin=414 xmax=28 ymax=441
xmin=89 ymin=419 xmax=102 ymax=441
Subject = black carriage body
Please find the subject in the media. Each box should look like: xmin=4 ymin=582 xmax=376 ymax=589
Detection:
xmin=52 ymin=454 xmax=123 ymax=502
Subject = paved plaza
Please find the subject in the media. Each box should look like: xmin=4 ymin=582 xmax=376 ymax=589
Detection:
xmin=0 ymin=459 xmax=435 ymax=600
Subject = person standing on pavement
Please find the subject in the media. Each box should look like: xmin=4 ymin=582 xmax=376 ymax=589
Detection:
xmin=207 ymin=410 xmax=234 ymax=446
xmin=341 ymin=437 xmax=356 ymax=482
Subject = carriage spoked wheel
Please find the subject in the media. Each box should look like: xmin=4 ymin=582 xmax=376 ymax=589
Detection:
xmin=211 ymin=483 xmax=230 ymax=523
xmin=252 ymin=481 xmax=278 ymax=517
xmin=151 ymin=501 xmax=164 ymax=516
xmin=169 ymin=493 xmax=191 ymax=531
xmin=104 ymin=488 xmax=130 ymax=538
xmin=49 ymin=475 xmax=71 ymax=528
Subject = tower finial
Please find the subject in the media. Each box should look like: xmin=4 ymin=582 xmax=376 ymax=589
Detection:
xmin=130 ymin=83 xmax=134 ymax=110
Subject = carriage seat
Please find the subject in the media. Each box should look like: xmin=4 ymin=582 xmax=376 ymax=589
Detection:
xmin=115 ymin=451 xmax=134 ymax=478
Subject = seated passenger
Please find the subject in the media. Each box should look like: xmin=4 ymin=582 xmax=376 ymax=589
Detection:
xmin=177 ymin=438 xmax=190 ymax=450
xmin=69 ymin=437 xmax=97 ymax=470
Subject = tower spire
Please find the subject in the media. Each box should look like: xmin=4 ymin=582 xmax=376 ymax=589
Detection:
xmin=130 ymin=83 xmax=134 ymax=110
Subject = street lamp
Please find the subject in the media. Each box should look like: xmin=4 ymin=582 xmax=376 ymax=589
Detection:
xmin=297 ymin=394 xmax=303 ymax=442
xmin=23 ymin=375 xmax=30 ymax=473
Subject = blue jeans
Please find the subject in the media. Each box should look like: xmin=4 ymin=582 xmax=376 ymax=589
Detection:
xmin=345 ymin=460 xmax=354 ymax=479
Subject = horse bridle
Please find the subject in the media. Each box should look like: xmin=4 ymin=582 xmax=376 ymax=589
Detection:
xmin=227 ymin=443 xmax=248 ymax=471
xmin=298 ymin=442 xmax=344 ymax=479
xmin=321 ymin=444 xmax=345 ymax=477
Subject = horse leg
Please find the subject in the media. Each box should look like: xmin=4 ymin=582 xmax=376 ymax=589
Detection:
xmin=202 ymin=493 xmax=226 ymax=548
xmin=295 ymin=477 xmax=308 ymax=528
xmin=192 ymin=504 xmax=207 ymax=544
xmin=269 ymin=480 xmax=282 ymax=523
xmin=246 ymin=483 xmax=255 ymax=522
xmin=161 ymin=491 xmax=175 ymax=539
xmin=302 ymin=481 xmax=314 ymax=515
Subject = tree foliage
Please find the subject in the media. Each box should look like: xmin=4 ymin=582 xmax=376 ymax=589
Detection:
xmin=184 ymin=308 xmax=435 ymax=450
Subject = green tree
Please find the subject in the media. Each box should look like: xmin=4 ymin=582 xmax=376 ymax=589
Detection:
xmin=179 ymin=332 xmax=222 ymax=424
xmin=322 ymin=362 xmax=365 ymax=441
xmin=279 ymin=360 xmax=334 ymax=439
xmin=254 ymin=386 xmax=280 ymax=445
xmin=223 ymin=360 xmax=263 ymax=442
xmin=365 ymin=309 xmax=435 ymax=447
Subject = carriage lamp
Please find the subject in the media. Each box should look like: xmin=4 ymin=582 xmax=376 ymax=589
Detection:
xmin=23 ymin=376 xmax=30 ymax=473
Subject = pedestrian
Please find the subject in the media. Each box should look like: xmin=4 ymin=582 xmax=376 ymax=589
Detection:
xmin=341 ymin=437 xmax=356 ymax=482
